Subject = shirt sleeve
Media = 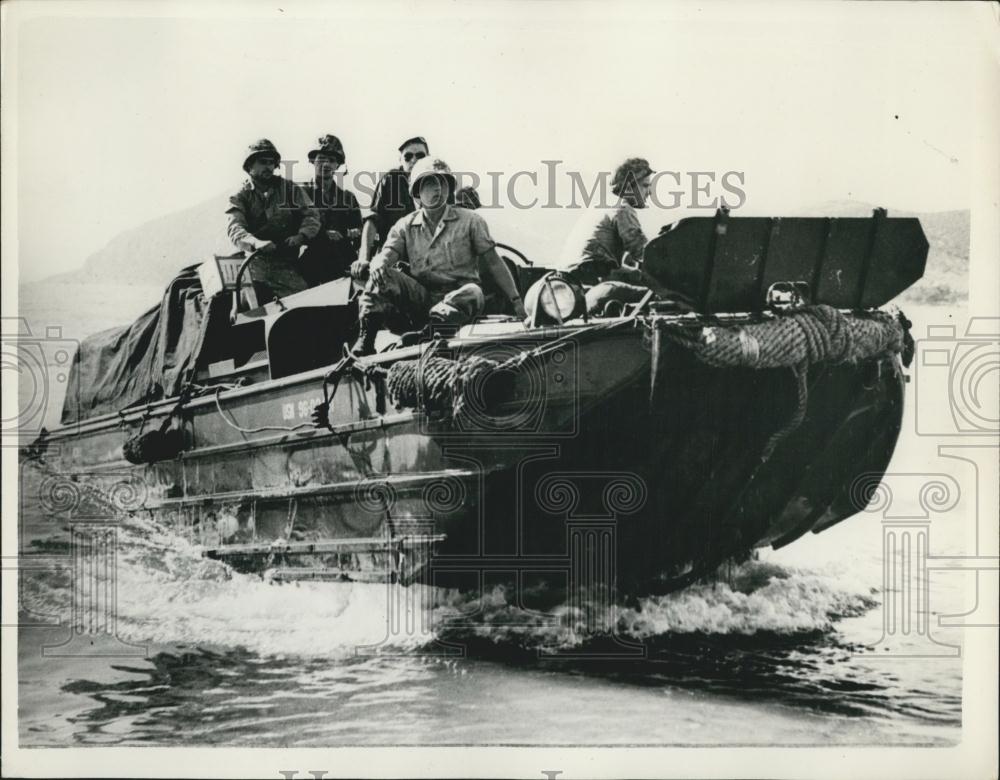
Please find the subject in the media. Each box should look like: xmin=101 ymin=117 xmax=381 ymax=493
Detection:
xmin=293 ymin=184 xmax=321 ymax=240
xmin=369 ymin=173 xmax=389 ymax=214
xmin=372 ymin=216 xmax=409 ymax=266
xmin=346 ymin=191 xmax=363 ymax=231
xmin=368 ymin=173 xmax=390 ymax=227
xmin=225 ymin=190 xmax=265 ymax=252
xmin=614 ymin=205 xmax=648 ymax=261
xmin=370 ymin=171 xmax=408 ymax=241
xmin=469 ymin=213 xmax=497 ymax=256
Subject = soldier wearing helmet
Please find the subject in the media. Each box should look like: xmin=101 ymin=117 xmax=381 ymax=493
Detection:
xmin=225 ymin=138 xmax=321 ymax=299
xmin=350 ymin=157 xmax=526 ymax=356
xmin=561 ymin=156 xmax=673 ymax=313
xmin=354 ymin=135 xmax=428 ymax=273
xmin=298 ymin=134 xmax=363 ymax=285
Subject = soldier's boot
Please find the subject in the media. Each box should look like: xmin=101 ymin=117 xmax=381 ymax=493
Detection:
xmin=350 ymin=313 xmax=383 ymax=357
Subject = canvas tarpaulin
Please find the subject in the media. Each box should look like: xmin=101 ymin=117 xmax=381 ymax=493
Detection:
xmin=61 ymin=265 xmax=216 ymax=423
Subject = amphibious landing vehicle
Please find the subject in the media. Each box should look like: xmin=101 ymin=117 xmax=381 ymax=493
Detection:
xmin=28 ymin=208 xmax=927 ymax=596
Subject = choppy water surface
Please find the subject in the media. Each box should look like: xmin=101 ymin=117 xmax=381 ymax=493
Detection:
xmin=17 ymin=486 xmax=965 ymax=747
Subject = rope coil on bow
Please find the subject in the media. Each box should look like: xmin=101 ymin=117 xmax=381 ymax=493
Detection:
xmin=383 ymin=321 xmax=626 ymax=418
xmin=678 ymin=305 xmax=904 ymax=370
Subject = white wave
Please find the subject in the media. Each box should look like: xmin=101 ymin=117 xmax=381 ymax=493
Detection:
xmin=619 ymin=565 xmax=876 ymax=638
xmin=19 ymin=515 xmax=878 ymax=658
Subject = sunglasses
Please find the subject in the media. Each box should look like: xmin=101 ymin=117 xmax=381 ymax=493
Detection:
xmin=403 ymin=151 xmax=427 ymax=163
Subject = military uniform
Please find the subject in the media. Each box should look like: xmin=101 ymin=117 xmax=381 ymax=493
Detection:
xmin=368 ymin=167 xmax=417 ymax=252
xmin=563 ymin=201 xmax=650 ymax=285
xmin=225 ymin=139 xmax=320 ymax=299
xmin=289 ymin=134 xmax=363 ymax=285
xmin=352 ymin=157 xmax=521 ymax=355
xmin=359 ymin=203 xmax=493 ymax=324
xmin=562 ymin=200 xmax=668 ymax=314
xmin=298 ymin=179 xmax=362 ymax=285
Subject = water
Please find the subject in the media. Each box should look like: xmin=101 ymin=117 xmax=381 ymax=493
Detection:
xmin=14 ymin=452 xmax=967 ymax=747
xmin=14 ymin=303 xmax=971 ymax=747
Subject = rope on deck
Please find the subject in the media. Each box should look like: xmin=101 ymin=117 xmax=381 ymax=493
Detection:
xmin=676 ymin=305 xmax=904 ymax=369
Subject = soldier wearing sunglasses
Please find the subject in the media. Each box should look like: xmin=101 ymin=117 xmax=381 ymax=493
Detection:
xmin=354 ymin=135 xmax=429 ymax=278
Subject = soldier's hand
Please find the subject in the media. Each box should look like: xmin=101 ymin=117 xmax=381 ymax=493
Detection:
xmin=369 ymin=262 xmax=389 ymax=287
xmin=284 ymin=234 xmax=305 ymax=249
xmin=347 ymin=228 xmax=361 ymax=240
xmin=350 ymin=260 xmax=370 ymax=281
xmin=256 ymin=241 xmax=277 ymax=254
xmin=327 ymin=230 xmax=344 ymax=242
xmin=512 ymin=298 xmax=527 ymax=320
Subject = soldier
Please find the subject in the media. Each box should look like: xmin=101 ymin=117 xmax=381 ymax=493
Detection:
xmin=563 ymin=157 xmax=660 ymax=285
xmin=561 ymin=157 xmax=676 ymax=314
xmin=226 ymin=138 xmax=320 ymax=299
xmin=354 ymin=135 xmax=428 ymax=273
xmin=350 ymin=157 xmax=527 ymax=356
xmin=298 ymin=134 xmax=363 ymax=285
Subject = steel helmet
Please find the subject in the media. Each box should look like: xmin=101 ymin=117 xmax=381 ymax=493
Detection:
xmin=308 ymin=134 xmax=346 ymax=164
xmin=611 ymin=157 xmax=654 ymax=202
xmin=408 ymin=156 xmax=456 ymax=198
xmin=243 ymin=138 xmax=281 ymax=172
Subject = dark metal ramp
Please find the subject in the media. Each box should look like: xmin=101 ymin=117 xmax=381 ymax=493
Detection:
xmin=643 ymin=208 xmax=928 ymax=313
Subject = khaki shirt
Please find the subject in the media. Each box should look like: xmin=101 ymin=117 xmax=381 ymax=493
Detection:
xmin=561 ymin=202 xmax=649 ymax=284
xmin=375 ymin=205 xmax=495 ymax=289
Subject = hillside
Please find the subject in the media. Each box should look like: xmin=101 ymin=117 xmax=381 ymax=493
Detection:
xmin=43 ymin=193 xmax=235 ymax=289
xmin=788 ymin=201 xmax=970 ymax=305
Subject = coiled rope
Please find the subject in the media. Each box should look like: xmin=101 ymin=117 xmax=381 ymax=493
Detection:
xmin=385 ymin=320 xmax=627 ymax=417
xmin=679 ymin=305 xmax=903 ymax=369
xmin=386 ymin=355 xmax=502 ymax=415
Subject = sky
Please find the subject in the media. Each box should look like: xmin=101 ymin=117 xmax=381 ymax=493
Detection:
xmin=4 ymin=0 xmax=995 ymax=281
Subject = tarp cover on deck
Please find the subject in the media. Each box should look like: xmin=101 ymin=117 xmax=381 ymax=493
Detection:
xmin=61 ymin=265 xmax=214 ymax=423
